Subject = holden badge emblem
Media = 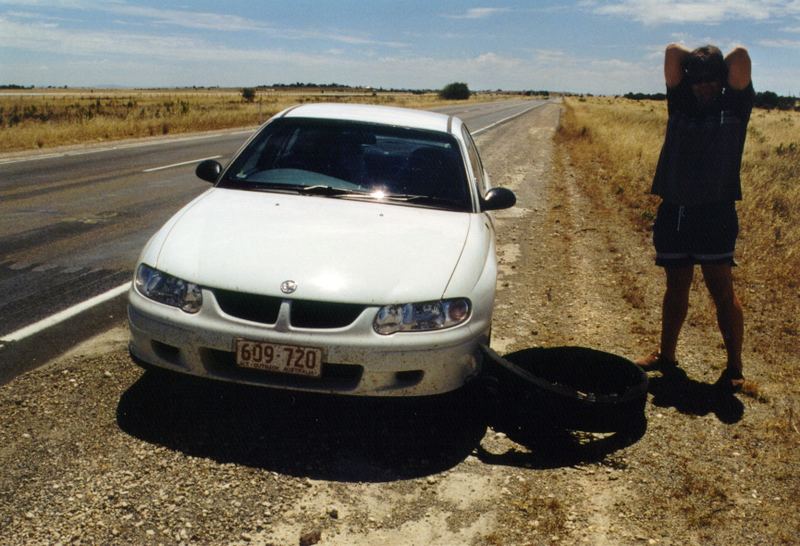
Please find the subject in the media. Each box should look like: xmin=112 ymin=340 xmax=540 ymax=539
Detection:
xmin=280 ymin=280 xmax=297 ymax=294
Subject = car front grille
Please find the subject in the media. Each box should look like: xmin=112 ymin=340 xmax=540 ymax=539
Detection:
xmin=212 ymin=289 xmax=367 ymax=329
xmin=289 ymin=299 xmax=366 ymax=328
xmin=213 ymin=289 xmax=282 ymax=324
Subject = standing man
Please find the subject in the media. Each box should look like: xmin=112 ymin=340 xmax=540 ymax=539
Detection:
xmin=637 ymin=43 xmax=754 ymax=393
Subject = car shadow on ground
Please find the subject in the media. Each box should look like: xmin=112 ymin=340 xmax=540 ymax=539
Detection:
xmin=117 ymin=370 xmax=488 ymax=482
xmin=646 ymin=364 xmax=744 ymax=424
xmin=117 ymin=349 xmax=648 ymax=481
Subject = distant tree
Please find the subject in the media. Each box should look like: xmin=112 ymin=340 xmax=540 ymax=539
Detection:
xmin=755 ymin=90 xmax=779 ymax=109
xmin=241 ymin=87 xmax=256 ymax=102
xmin=623 ymin=92 xmax=666 ymax=101
xmin=439 ymin=82 xmax=471 ymax=100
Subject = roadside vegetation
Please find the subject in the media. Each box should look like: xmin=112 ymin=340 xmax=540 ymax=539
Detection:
xmin=556 ymin=96 xmax=799 ymax=444
xmin=0 ymin=88 xmax=511 ymax=153
xmin=439 ymin=82 xmax=472 ymax=100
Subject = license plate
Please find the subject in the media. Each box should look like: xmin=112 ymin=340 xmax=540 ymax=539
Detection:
xmin=234 ymin=339 xmax=323 ymax=378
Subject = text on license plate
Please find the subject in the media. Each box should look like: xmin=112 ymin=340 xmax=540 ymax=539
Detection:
xmin=234 ymin=339 xmax=323 ymax=378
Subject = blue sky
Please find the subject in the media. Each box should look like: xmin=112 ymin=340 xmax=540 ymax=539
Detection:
xmin=1 ymin=1 xmax=799 ymax=95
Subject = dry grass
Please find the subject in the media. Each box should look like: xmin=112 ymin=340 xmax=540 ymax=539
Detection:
xmin=0 ymin=88 xmax=510 ymax=153
xmin=672 ymin=471 xmax=733 ymax=529
xmin=555 ymin=97 xmax=664 ymax=231
xmin=738 ymin=109 xmax=800 ymax=287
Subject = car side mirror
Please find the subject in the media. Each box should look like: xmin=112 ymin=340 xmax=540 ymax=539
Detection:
xmin=196 ymin=159 xmax=223 ymax=183
xmin=481 ymin=187 xmax=516 ymax=211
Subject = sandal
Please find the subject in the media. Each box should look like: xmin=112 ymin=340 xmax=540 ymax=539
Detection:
xmin=716 ymin=367 xmax=745 ymax=393
xmin=634 ymin=351 xmax=678 ymax=371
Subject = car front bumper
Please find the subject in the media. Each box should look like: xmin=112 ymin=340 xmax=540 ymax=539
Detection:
xmin=127 ymin=287 xmax=489 ymax=396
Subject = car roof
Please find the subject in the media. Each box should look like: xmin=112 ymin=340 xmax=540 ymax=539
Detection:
xmin=280 ymin=103 xmax=456 ymax=134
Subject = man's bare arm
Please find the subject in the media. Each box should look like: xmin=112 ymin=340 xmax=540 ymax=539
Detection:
xmin=725 ymin=46 xmax=752 ymax=90
xmin=665 ymin=43 xmax=691 ymax=88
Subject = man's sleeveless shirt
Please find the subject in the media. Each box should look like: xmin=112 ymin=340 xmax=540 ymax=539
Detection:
xmin=651 ymin=81 xmax=754 ymax=205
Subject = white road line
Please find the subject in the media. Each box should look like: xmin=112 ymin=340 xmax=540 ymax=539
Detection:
xmin=472 ymin=101 xmax=549 ymax=135
xmin=143 ymin=155 xmax=222 ymax=173
xmin=0 ymin=282 xmax=130 ymax=344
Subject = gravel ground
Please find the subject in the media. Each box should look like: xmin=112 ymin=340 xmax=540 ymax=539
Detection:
xmin=1 ymin=103 xmax=798 ymax=545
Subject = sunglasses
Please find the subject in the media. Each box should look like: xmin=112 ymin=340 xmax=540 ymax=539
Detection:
xmin=686 ymin=72 xmax=723 ymax=85
xmin=683 ymin=58 xmax=726 ymax=86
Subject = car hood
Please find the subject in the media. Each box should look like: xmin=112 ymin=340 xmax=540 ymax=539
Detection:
xmin=149 ymin=188 xmax=473 ymax=304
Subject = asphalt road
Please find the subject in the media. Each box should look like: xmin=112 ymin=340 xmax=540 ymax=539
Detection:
xmin=0 ymin=98 xmax=547 ymax=382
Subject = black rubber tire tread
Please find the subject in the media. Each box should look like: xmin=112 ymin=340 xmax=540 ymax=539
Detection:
xmin=480 ymin=344 xmax=648 ymax=432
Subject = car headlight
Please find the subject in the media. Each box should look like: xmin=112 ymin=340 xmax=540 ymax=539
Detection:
xmin=134 ymin=264 xmax=203 ymax=313
xmin=373 ymin=299 xmax=471 ymax=335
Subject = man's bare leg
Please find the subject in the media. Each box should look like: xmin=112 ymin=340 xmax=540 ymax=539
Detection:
xmin=659 ymin=265 xmax=695 ymax=362
xmin=637 ymin=265 xmax=694 ymax=368
xmin=701 ymin=263 xmax=744 ymax=388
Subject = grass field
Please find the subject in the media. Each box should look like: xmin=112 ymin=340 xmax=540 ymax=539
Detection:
xmin=0 ymin=88 xmax=511 ymax=153
xmin=556 ymin=95 xmax=800 ymax=361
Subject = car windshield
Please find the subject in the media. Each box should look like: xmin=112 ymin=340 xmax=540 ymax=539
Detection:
xmin=219 ymin=117 xmax=472 ymax=211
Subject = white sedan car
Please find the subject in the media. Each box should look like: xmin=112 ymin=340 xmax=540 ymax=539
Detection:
xmin=128 ymin=103 xmax=515 ymax=396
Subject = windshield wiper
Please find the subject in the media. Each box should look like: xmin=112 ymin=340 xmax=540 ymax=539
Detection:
xmin=384 ymin=193 xmax=466 ymax=209
xmin=222 ymin=181 xmax=368 ymax=196
xmin=296 ymin=185 xmax=368 ymax=196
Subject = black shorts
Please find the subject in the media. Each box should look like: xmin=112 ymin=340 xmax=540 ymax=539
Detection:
xmin=653 ymin=202 xmax=738 ymax=267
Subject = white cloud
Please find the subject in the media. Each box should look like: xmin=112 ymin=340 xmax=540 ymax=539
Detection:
xmin=77 ymin=3 xmax=265 ymax=31
xmin=445 ymin=7 xmax=510 ymax=19
xmin=591 ymin=58 xmax=642 ymax=70
xmin=531 ymin=49 xmax=572 ymax=64
xmin=0 ymin=0 xmax=408 ymax=47
xmin=0 ymin=17 xmax=343 ymax=66
xmin=759 ymin=38 xmax=800 ymax=47
xmin=5 ymin=9 xmax=78 ymax=22
xmin=113 ymin=5 xmax=408 ymax=47
xmin=593 ymin=0 xmax=799 ymax=25
xmin=473 ymin=52 xmax=520 ymax=69
xmin=299 ymin=30 xmax=407 ymax=48
xmin=354 ymin=50 xmax=661 ymax=95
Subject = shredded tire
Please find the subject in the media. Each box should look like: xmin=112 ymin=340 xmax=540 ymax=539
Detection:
xmin=480 ymin=345 xmax=648 ymax=432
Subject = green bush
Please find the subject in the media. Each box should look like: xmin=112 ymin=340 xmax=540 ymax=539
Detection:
xmin=439 ymin=82 xmax=471 ymax=100
xmin=241 ymin=88 xmax=256 ymax=102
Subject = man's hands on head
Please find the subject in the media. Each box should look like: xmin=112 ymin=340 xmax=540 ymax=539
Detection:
xmin=725 ymin=47 xmax=752 ymax=90
xmin=664 ymin=43 xmax=751 ymax=91
xmin=664 ymin=43 xmax=691 ymax=89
